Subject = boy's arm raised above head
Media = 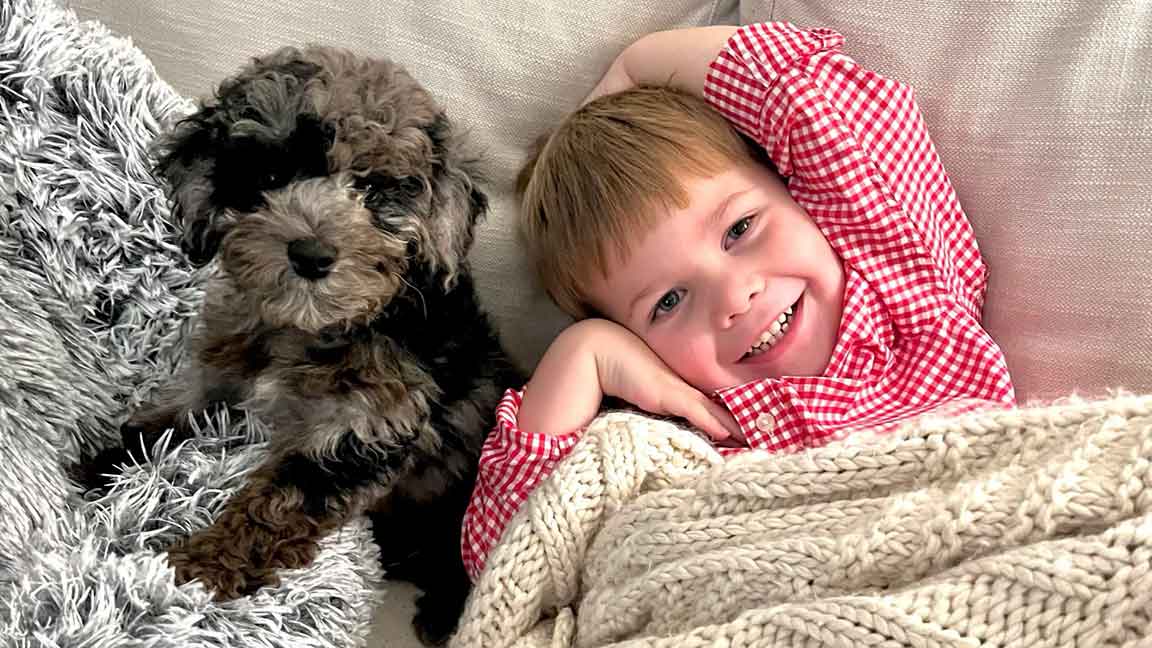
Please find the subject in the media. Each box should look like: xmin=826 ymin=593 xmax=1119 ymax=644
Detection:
xmin=582 ymin=26 xmax=738 ymax=105
xmin=702 ymin=22 xmax=989 ymax=319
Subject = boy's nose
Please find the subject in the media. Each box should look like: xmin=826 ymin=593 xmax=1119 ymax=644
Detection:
xmin=716 ymin=276 xmax=764 ymax=329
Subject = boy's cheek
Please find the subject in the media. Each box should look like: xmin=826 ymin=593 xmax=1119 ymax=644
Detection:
xmin=654 ymin=335 xmax=726 ymax=393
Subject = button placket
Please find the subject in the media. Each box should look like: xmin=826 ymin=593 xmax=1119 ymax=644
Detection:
xmin=755 ymin=412 xmax=775 ymax=433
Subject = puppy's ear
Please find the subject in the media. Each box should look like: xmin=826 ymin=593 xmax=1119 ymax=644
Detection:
xmin=425 ymin=166 xmax=489 ymax=290
xmin=418 ymin=113 xmax=491 ymax=287
xmin=152 ymin=112 xmax=224 ymax=266
xmin=467 ymin=185 xmax=489 ymax=229
xmin=426 ymin=114 xmax=489 ymax=230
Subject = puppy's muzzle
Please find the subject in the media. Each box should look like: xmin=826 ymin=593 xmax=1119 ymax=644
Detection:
xmin=287 ymin=237 xmax=338 ymax=280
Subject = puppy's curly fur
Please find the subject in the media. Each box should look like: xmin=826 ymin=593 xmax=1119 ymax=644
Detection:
xmin=79 ymin=45 xmax=519 ymax=645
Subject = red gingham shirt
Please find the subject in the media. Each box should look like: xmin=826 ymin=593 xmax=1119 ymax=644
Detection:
xmin=461 ymin=22 xmax=1015 ymax=581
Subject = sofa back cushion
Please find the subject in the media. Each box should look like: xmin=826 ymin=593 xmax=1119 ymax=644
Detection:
xmin=750 ymin=0 xmax=1152 ymax=400
xmin=74 ymin=0 xmax=1152 ymax=401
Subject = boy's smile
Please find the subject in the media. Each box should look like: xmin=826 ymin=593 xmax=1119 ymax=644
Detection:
xmin=588 ymin=162 xmax=846 ymax=393
xmin=740 ymin=294 xmax=801 ymax=362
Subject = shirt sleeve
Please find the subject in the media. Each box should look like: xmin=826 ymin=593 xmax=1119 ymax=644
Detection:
xmin=703 ymin=22 xmax=989 ymax=324
xmin=460 ymin=388 xmax=581 ymax=581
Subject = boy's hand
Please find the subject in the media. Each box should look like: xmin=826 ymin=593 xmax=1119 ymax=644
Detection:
xmin=518 ymin=319 xmax=741 ymax=443
xmin=589 ymin=320 xmax=742 ymax=443
xmin=581 ymin=26 xmax=738 ymax=106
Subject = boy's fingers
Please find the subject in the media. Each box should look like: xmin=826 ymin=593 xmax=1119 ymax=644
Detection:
xmin=673 ymin=389 xmax=738 ymax=441
xmin=701 ymin=395 xmax=742 ymax=439
xmin=647 ymin=378 xmax=741 ymax=442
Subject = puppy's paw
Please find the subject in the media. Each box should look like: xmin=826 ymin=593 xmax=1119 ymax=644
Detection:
xmin=265 ymin=536 xmax=321 ymax=571
xmin=412 ymin=592 xmax=464 ymax=646
xmin=168 ymin=534 xmax=278 ymax=600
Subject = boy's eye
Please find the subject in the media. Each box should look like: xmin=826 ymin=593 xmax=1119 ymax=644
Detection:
xmin=724 ymin=215 xmax=754 ymax=248
xmin=652 ymin=289 xmax=683 ymax=320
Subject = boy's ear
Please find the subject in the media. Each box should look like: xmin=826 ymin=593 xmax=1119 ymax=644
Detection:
xmin=152 ymin=112 xmax=225 ymax=266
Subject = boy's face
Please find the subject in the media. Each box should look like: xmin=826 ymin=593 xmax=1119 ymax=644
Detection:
xmin=587 ymin=161 xmax=845 ymax=393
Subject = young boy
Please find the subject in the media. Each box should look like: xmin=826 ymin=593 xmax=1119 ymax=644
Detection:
xmin=461 ymin=22 xmax=1015 ymax=580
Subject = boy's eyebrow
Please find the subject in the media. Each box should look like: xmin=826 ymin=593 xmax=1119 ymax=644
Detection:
xmin=706 ymin=189 xmax=748 ymax=233
xmin=629 ymin=284 xmax=658 ymax=322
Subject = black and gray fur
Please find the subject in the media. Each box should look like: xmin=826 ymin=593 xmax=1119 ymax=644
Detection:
xmin=79 ymin=45 xmax=519 ymax=645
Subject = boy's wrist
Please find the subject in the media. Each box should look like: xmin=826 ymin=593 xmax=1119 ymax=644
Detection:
xmin=581 ymin=57 xmax=634 ymax=106
xmin=582 ymin=26 xmax=737 ymax=107
xmin=517 ymin=323 xmax=604 ymax=437
xmin=617 ymin=26 xmax=737 ymax=97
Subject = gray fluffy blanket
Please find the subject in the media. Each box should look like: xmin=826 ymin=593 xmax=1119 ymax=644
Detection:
xmin=0 ymin=1 xmax=383 ymax=645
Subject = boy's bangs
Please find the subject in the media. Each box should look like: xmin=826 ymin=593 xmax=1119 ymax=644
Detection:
xmin=519 ymin=85 xmax=752 ymax=318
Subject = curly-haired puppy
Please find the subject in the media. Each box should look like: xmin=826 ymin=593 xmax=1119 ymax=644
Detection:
xmin=80 ymin=45 xmax=520 ymax=645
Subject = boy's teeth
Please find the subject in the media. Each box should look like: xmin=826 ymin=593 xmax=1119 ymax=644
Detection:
xmin=746 ymin=303 xmax=797 ymax=357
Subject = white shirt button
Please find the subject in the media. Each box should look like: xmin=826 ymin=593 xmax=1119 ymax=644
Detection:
xmin=755 ymin=413 xmax=775 ymax=432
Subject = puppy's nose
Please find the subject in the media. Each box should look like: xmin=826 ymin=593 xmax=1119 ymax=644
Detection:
xmin=287 ymin=238 xmax=337 ymax=279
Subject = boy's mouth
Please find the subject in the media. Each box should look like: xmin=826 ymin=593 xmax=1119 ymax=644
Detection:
xmin=742 ymin=296 xmax=802 ymax=360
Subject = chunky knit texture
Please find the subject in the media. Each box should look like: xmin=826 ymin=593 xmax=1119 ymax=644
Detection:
xmin=451 ymin=394 xmax=1152 ymax=647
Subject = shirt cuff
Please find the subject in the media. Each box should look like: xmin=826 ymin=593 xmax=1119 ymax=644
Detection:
xmin=488 ymin=388 xmax=582 ymax=462
xmin=703 ymin=22 xmax=845 ymax=170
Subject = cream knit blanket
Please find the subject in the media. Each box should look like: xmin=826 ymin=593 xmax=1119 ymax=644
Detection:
xmin=450 ymin=395 xmax=1152 ymax=647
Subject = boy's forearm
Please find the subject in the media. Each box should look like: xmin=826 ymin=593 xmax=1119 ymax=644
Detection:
xmin=517 ymin=326 xmax=602 ymax=437
xmin=616 ymin=26 xmax=738 ymax=97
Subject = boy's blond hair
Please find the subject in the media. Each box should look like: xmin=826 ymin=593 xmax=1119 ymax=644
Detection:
xmin=517 ymin=85 xmax=759 ymax=319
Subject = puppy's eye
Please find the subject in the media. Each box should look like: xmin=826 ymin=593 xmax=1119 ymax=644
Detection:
xmin=262 ymin=171 xmax=284 ymax=187
xmin=398 ymin=176 xmax=426 ymax=197
xmin=355 ymin=174 xmax=424 ymax=201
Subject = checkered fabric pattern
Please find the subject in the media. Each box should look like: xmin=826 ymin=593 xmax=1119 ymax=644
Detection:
xmin=461 ymin=22 xmax=1015 ymax=581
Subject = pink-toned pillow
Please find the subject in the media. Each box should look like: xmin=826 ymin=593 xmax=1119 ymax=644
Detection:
xmin=746 ymin=0 xmax=1152 ymax=400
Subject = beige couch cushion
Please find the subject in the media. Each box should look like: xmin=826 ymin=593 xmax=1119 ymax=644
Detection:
xmin=70 ymin=0 xmax=739 ymax=378
xmin=72 ymin=0 xmax=1150 ymax=402
xmin=746 ymin=0 xmax=1152 ymax=400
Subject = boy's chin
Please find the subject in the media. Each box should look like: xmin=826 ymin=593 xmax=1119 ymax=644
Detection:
xmin=718 ymin=351 xmax=831 ymax=390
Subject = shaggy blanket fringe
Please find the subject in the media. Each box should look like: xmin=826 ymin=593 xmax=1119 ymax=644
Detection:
xmin=0 ymin=0 xmax=383 ymax=645
xmin=452 ymin=394 xmax=1152 ymax=648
